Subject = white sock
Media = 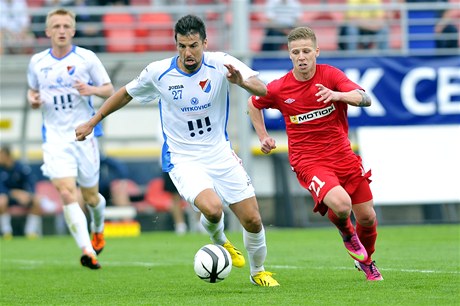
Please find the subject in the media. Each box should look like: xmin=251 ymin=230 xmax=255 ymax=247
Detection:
xmin=243 ymin=227 xmax=267 ymax=275
xmin=86 ymin=194 xmax=106 ymax=233
xmin=63 ymin=202 xmax=93 ymax=252
xmin=24 ymin=214 xmax=42 ymax=236
xmin=175 ymin=222 xmax=187 ymax=235
xmin=200 ymin=212 xmax=227 ymax=245
xmin=0 ymin=213 xmax=12 ymax=235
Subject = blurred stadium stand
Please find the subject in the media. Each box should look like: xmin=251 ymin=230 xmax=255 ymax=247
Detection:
xmin=1 ymin=1 xmax=459 ymax=233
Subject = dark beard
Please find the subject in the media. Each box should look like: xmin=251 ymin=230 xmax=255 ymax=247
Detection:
xmin=184 ymin=62 xmax=198 ymax=72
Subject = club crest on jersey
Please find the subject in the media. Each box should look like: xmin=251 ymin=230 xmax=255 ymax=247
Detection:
xmin=199 ymin=79 xmax=211 ymax=93
xmin=67 ymin=66 xmax=75 ymax=75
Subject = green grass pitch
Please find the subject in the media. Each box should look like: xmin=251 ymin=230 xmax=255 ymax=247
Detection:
xmin=1 ymin=224 xmax=459 ymax=305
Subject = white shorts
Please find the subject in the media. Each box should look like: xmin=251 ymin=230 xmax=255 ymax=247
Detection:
xmin=168 ymin=150 xmax=255 ymax=211
xmin=41 ymin=138 xmax=100 ymax=188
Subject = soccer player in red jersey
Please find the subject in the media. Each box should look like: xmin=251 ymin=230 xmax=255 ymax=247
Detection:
xmin=248 ymin=26 xmax=383 ymax=281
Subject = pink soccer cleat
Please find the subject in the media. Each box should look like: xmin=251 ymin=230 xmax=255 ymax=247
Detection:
xmin=355 ymin=260 xmax=384 ymax=281
xmin=342 ymin=233 xmax=368 ymax=263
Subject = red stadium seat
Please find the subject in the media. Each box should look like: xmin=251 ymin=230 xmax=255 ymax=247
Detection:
xmin=143 ymin=178 xmax=173 ymax=212
xmin=135 ymin=12 xmax=175 ymax=52
xmin=35 ymin=180 xmax=63 ymax=214
xmin=102 ymin=13 xmax=137 ymax=53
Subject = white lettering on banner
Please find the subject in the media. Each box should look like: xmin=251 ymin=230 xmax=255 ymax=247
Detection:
xmin=402 ymin=67 xmax=437 ymax=115
xmin=344 ymin=68 xmax=386 ymax=117
xmin=438 ymin=67 xmax=460 ymax=114
xmin=402 ymin=67 xmax=460 ymax=116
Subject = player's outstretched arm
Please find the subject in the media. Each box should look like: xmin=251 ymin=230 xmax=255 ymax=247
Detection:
xmin=75 ymin=86 xmax=133 ymax=141
xmin=315 ymin=84 xmax=371 ymax=107
xmin=73 ymin=81 xmax=115 ymax=99
xmin=224 ymin=64 xmax=267 ymax=97
xmin=247 ymin=97 xmax=276 ymax=154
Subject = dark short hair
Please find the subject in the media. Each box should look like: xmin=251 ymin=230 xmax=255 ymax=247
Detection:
xmin=174 ymin=14 xmax=207 ymax=42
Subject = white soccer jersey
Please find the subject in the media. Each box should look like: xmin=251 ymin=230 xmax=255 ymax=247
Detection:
xmin=126 ymin=51 xmax=259 ymax=172
xmin=27 ymin=45 xmax=111 ymax=143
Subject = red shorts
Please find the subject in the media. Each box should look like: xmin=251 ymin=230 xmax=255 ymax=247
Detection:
xmin=296 ymin=165 xmax=372 ymax=216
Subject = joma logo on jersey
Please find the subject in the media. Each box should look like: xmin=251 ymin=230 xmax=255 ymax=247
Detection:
xmin=168 ymin=85 xmax=184 ymax=91
xmin=40 ymin=67 xmax=52 ymax=78
xmin=290 ymin=104 xmax=336 ymax=124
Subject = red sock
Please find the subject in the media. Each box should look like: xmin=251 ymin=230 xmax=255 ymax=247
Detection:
xmin=356 ymin=221 xmax=378 ymax=263
xmin=327 ymin=209 xmax=355 ymax=237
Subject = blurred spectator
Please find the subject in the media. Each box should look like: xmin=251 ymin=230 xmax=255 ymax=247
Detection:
xmin=339 ymin=0 xmax=389 ymax=50
xmin=162 ymin=172 xmax=187 ymax=234
xmin=0 ymin=0 xmax=35 ymax=55
xmin=405 ymin=0 xmax=457 ymax=49
xmin=434 ymin=0 xmax=459 ymax=49
xmin=45 ymin=0 xmax=75 ymax=4
xmin=96 ymin=0 xmax=130 ymax=5
xmin=261 ymin=0 xmax=302 ymax=51
xmin=157 ymin=125 xmax=202 ymax=234
xmin=0 ymin=145 xmax=42 ymax=239
xmin=99 ymin=154 xmax=132 ymax=207
xmin=74 ymin=0 xmax=105 ymax=52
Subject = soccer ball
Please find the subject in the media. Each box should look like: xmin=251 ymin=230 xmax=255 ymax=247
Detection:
xmin=194 ymin=244 xmax=232 ymax=283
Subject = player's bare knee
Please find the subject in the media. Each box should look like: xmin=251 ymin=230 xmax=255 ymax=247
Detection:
xmin=242 ymin=214 xmax=262 ymax=233
xmin=83 ymin=193 xmax=100 ymax=207
xmin=57 ymin=188 xmax=75 ymax=203
xmin=200 ymin=204 xmax=223 ymax=222
xmin=356 ymin=211 xmax=377 ymax=226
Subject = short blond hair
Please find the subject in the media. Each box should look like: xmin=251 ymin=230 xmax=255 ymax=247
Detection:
xmin=287 ymin=27 xmax=317 ymax=47
xmin=46 ymin=8 xmax=76 ymax=29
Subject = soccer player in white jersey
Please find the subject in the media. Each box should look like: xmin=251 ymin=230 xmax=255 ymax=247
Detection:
xmin=27 ymin=8 xmax=114 ymax=269
xmin=76 ymin=14 xmax=279 ymax=286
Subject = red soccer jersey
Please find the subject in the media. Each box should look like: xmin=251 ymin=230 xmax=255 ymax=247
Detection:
xmin=252 ymin=64 xmax=362 ymax=172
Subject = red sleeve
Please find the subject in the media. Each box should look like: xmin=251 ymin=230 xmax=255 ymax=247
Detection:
xmin=323 ymin=65 xmax=363 ymax=92
xmin=251 ymin=80 xmax=279 ymax=110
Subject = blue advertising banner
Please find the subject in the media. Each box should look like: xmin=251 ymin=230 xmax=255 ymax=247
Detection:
xmin=252 ymin=56 xmax=460 ymax=129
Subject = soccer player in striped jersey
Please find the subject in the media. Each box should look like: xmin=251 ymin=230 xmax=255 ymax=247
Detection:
xmin=76 ymin=14 xmax=279 ymax=286
xmin=27 ymin=8 xmax=114 ymax=269
xmin=248 ymin=26 xmax=383 ymax=281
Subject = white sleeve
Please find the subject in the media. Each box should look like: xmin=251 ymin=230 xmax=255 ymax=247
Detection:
xmin=222 ymin=53 xmax=259 ymax=81
xmin=27 ymin=56 xmax=38 ymax=90
xmin=89 ymin=53 xmax=111 ymax=86
xmin=126 ymin=63 xmax=160 ymax=104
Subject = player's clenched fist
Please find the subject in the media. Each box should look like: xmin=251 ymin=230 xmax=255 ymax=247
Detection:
xmin=260 ymin=137 xmax=276 ymax=154
xmin=75 ymin=122 xmax=94 ymax=141
xmin=27 ymin=90 xmax=42 ymax=109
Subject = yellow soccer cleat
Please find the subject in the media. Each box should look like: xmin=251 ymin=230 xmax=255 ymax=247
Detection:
xmin=250 ymin=271 xmax=280 ymax=287
xmin=222 ymin=240 xmax=246 ymax=268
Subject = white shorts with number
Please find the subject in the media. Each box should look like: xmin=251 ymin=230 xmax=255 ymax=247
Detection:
xmin=168 ymin=150 xmax=255 ymax=211
xmin=41 ymin=137 xmax=100 ymax=188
